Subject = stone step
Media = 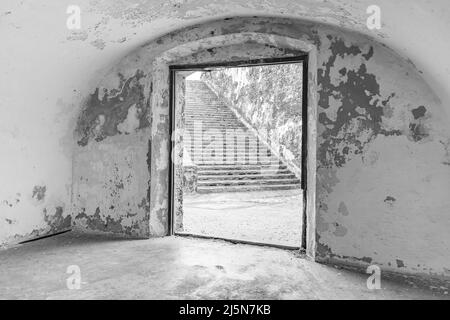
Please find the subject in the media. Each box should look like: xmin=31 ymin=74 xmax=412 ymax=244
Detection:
xmin=185 ymin=148 xmax=267 ymax=151
xmin=197 ymin=178 xmax=300 ymax=186
xmin=196 ymin=164 xmax=286 ymax=170
xmin=185 ymin=104 xmax=223 ymax=106
xmin=186 ymin=106 xmax=226 ymax=109
xmin=185 ymin=103 xmax=224 ymax=105
xmin=193 ymin=153 xmax=276 ymax=157
xmin=196 ymin=163 xmax=287 ymax=172
xmin=185 ymin=122 xmax=239 ymax=125
xmin=186 ymin=136 xmax=255 ymax=139
xmin=196 ymin=184 xmax=301 ymax=194
xmin=185 ymin=117 xmax=236 ymax=120
xmin=197 ymin=173 xmax=297 ymax=181
xmin=185 ymin=147 xmax=272 ymax=151
xmin=186 ymin=136 xmax=259 ymax=140
xmin=187 ymin=139 xmax=258 ymax=143
xmin=194 ymin=153 xmax=277 ymax=156
xmin=190 ymin=150 xmax=273 ymax=153
xmin=185 ymin=109 xmax=231 ymax=112
xmin=186 ymin=142 xmax=270 ymax=146
xmin=187 ymin=155 xmax=275 ymax=160
xmin=185 ymin=128 xmax=247 ymax=131
xmin=184 ymin=113 xmax=235 ymax=117
xmin=192 ymin=160 xmax=279 ymax=165
xmin=186 ymin=130 xmax=252 ymax=133
xmin=197 ymin=168 xmax=292 ymax=175
xmin=194 ymin=161 xmax=278 ymax=165
xmin=185 ymin=106 xmax=231 ymax=109
xmin=184 ymin=125 xmax=244 ymax=129
xmin=193 ymin=160 xmax=280 ymax=166
xmin=184 ymin=114 xmax=236 ymax=117
xmin=192 ymin=153 xmax=275 ymax=157
xmin=185 ymin=107 xmax=232 ymax=110
xmin=184 ymin=128 xmax=248 ymax=131
xmin=184 ymin=124 xmax=241 ymax=127
xmin=193 ymin=154 xmax=278 ymax=158
xmin=184 ymin=119 xmax=241 ymax=123
xmin=185 ymin=142 xmax=264 ymax=146
xmin=186 ymin=147 xmax=271 ymax=151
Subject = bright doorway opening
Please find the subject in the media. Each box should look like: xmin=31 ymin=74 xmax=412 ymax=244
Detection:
xmin=170 ymin=57 xmax=308 ymax=249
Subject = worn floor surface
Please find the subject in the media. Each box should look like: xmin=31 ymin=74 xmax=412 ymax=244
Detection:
xmin=0 ymin=232 xmax=447 ymax=300
xmin=182 ymin=190 xmax=302 ymax=246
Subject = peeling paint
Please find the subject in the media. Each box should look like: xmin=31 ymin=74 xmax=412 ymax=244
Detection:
xmin=32 ymin=186 xmax=46 ymax=201
xmin=43 ymin=206 xmax=72 ymax=233
xmin=396 ymin=259 xmax=405 ymax=268
xmin=76 ymin=70 xmax=150 ymax=146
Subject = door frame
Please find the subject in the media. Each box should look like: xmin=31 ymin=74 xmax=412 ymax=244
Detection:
xmin=168 ymin=55 xmax=309 ymax=251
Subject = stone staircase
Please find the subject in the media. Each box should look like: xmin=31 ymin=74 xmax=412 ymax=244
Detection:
xmin=184 ymin=80 xmax=301 ymax=193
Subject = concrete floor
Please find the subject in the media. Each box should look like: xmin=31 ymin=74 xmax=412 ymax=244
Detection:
xmin=0 ymin=232 xmax=447 ymax=300
xmin=182 ymin=190 xmax=303 ymax=246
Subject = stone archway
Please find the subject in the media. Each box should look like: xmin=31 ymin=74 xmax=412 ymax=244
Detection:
xmin=150 ymin=32 xmax=318 ymax=256
xmin=73 ymin=17 xmax=322 ymax=257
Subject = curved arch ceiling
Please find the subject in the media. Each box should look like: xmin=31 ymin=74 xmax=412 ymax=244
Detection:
xmin=84 ymin=0 xmax=450 ymax=109
xmin=3 ymin=0 xmax=448 ymax=107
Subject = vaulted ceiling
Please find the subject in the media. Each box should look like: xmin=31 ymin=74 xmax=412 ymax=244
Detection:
xmin=1 ymin=0 xmax=449 ymax=110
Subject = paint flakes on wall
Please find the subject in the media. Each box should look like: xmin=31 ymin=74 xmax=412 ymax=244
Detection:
xmin=32 ymin=186 xmax=46 ymax=201
xmin=396 ymin=259 xmax=405 ymax=268
xmin=90 ymin=39 xmax=106 ymax=50
xmin=117 ymin=104 xmax=141 ymax=134
xmin=317 ymin=36 xmax=405 ymax=169
xmin=43 ymin=206 xmax=72 ymax=233
xmin=76 ymin=70 xmax=150 ymax=146
xmin=67 ymin=31 xmax=89 ymax=41
xmin=408 ymin=105 xmax=430 ymax=142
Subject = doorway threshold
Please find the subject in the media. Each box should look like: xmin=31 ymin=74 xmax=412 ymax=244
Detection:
xmin=175 ymin=231 xmax=302 ymax=251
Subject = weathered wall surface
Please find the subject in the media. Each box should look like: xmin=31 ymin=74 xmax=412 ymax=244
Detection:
xmin=167 ymin=19 xmax=450 ymax=284
xmin=76 ymin=17 xmax=450 ymax=284
xmin=1 ymin=0 xmax=449 ymax=288
xmin=314 ymin=33 xmax=450 ymax=284
xmin=203 ymin=64 xmax=303 ymax=177
xmin=72 ymin=68 xmax=152 ymax=237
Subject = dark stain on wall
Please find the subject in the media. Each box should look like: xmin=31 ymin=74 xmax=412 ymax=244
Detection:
xmin=412 ymin=105 xmax=427 ymax=119
xmin=318 ymin=37 xmax=401 ymax=168
xmin=384 ymin=196 xmax=396 ymax=208
xmin=408 ymin=105 xmax=429 ymax=142
xmin=76 ymin=207 xmax=123 ymax=233
xmin=316 ymin=235 xmax=333 ymax=258
xmin=43 ymin=206 xmax=72 ymax=233
xmin=396 ymin=259 xmax=405 ymax=268
xmin=32 ymin=186 xmax=46 ymax=201
xmin=75 ymin=207 xmax=142 ymax=236
xmin=317 ymin=234 xmax=374 ymax=264
xmin=409 ymin=122 xmax=429 ymax=142
xmin=76 ymin=70 xmax=150 ymax=146
xmin=384 ymin=196 xmax=396 ymax=203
